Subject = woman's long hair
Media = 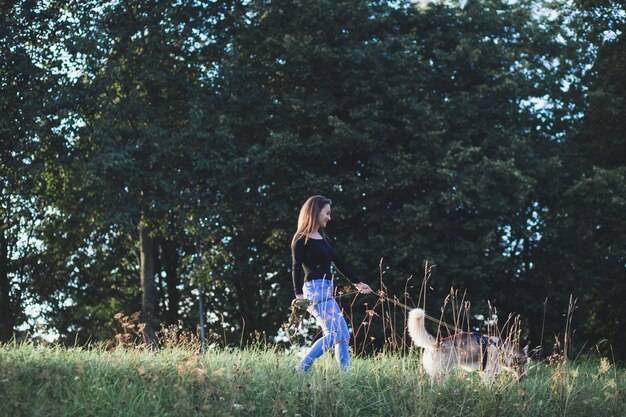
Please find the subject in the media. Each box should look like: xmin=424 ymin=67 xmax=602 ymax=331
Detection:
xmin=291 ymin=195 xmax=332 ymax=247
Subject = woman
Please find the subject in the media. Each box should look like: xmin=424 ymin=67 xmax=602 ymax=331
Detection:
xmin=291 ymin=195 xmax=372 ymax=373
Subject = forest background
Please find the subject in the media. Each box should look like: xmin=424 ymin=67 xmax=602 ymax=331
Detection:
xmin=1 ymin=0 xmax=624 ymax=361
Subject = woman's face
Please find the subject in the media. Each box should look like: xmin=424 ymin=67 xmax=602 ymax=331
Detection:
xmin=318 ymin=204 xmax=331 ymax=229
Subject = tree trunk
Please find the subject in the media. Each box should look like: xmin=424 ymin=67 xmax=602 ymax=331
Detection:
xmin=139 ymin=224 xmax=159 ymax=345
xmin=161 ymin=239 xmax=180 ymax=325
xmin=0 ymin=229 xmax=15 ymax=341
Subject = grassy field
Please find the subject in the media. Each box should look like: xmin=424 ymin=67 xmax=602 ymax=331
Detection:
xmin=0 ymin=342 xmax=624 ymax=417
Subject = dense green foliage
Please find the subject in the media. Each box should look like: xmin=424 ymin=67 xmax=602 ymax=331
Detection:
xmin=0 ymin=343 xmax=624 ymax=417
xmin=0 ymin=0 xmax=624 ymax=360
xmin=0 ymin=0 xmax=61 ymax=341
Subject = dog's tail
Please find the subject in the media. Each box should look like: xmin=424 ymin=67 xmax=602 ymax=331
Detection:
xmin=408 ymin=308 xmax=437 ymax=350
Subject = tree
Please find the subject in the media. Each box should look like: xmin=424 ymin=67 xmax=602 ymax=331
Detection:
xmin=39 ymin=0 xmax=236 ymax=344
xmin=217 ymin=0 xmax=577 ymax=350
xmin=0 ymin=0 xmax=61 ymax=341
xmin=533 ymin=0 xmax=626 ymax=359
xmin=12 ymin=0 xmax=620 ymax=360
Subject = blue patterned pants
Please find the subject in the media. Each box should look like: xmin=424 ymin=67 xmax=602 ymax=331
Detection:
xmin=296 ymin=279 xmax=350 ymax=373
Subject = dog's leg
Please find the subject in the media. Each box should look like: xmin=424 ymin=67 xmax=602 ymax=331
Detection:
xmin=481 ymin=345 xmax=501 ymax=384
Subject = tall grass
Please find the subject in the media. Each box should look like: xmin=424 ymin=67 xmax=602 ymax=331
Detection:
xmin=1 ymin=341 xmax=624 ymax=417
xmin=3 ymin=266 xmax=622 ymax=416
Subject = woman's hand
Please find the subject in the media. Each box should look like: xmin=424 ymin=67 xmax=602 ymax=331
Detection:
xmin=355 ymin=282 xmax=372 ymax=294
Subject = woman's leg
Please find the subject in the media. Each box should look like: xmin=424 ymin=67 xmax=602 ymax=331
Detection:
xmin=296 ymin=295 xmax=350 ymax=373
xmin=335 ymin=340 xmax=350 ymax=370
xmin=334 ymin=312 xmax=350 ymax=370
xmin=296 ymin=333 xmax=335 ymax=372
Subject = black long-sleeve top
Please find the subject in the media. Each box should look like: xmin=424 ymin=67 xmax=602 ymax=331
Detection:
xmin=291 ymin=236 xmax=365 ymax=296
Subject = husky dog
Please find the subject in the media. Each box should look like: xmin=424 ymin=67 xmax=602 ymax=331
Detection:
xmin=408 ymin=308 xmax=528 ymax=381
